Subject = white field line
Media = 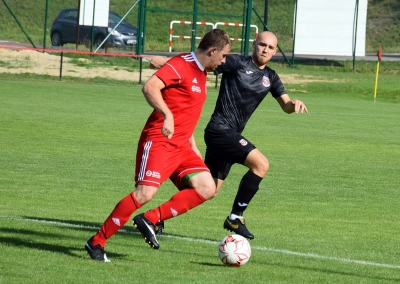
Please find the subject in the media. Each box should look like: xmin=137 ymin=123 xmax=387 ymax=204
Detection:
xmin=1 ymin=215 xmax=399 ymax=269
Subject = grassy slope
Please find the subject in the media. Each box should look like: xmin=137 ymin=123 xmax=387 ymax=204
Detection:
xmin=0 ymin=0 xmax=399 ymax=52
xmin=366 ymin=0 xmax=400 ymax=52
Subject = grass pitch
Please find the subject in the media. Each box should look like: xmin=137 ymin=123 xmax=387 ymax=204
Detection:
xmin=0 ymin=77 xmax=399 ymax=283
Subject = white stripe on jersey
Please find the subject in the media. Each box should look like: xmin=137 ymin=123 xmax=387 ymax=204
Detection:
xmin=181 ymin=53 xmax=196 ymax=62
xmin=165 ymin=63 xmax=182 ymax=82
xmin=166 ymin=52 xmax=204 ymax=81
xmin=138 ymin=141 xmax=152 ymax=181
xmin=183 ymin=52 xmax=204 ymax=71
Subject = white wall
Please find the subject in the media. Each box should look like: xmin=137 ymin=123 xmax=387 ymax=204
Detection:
xmin=294 ymin=0 xmax=368 ymax=56
xmin=79 ymin=0 xmax=110 ymax=27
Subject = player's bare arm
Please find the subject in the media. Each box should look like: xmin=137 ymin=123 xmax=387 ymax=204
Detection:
xmin=142 ymin=75 xmax=174 ymax=138
xmin=189 ymin=134 xmax=202 ymax=158
xmin=276 ymin=94 xmax=308 ymax=114
xmin=149 ymin=56 xmax=170 ymax=69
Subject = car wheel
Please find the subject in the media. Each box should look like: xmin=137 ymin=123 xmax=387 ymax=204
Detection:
xmin=51 ymin=32 xmax=63 ymax=46
xmin=94 ymin=35 xmax=106 ymax=49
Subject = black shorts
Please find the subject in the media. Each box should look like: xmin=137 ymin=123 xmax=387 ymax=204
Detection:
xmin=204 ymin=129 xmax=256 ymax=180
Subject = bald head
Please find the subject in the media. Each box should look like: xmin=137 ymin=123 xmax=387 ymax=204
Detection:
xmin=251 ymin=31 xmax=278 ymax=68
xmin=255 ymin=31 xmax=278 ymax=45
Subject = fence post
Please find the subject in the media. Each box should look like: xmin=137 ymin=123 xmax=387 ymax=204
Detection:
xmin=43 ymin=0 xmax=49 ymax=50
xmin=59 ymin=52 xmax=64 ymax=81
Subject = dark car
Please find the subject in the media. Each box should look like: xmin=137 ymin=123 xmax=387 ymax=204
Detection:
xmin=50 ymin=8 xmax=137 ymax=48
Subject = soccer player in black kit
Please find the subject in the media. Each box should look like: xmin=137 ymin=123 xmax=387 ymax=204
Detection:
xmin=150 ymin=31 xmax=308 ymax=239
xmin=204 ymin=31 xmax=307 ymax=239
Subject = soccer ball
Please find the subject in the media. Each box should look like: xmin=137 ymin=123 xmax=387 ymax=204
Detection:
xmin=218 ymin=234 xmax=251 ymax=266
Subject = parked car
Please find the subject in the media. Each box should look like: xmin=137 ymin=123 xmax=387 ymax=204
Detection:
xmin=50 ymin=8 xmax=137 ymax=48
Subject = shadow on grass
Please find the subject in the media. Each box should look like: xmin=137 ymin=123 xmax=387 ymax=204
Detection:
xmin=0 ymin=216 xmax=147 ymax=260
xmin=0 ymin=227 xmax=125 ymax=260
xmin=2 ymin=216 xmax=398 ymax=281
xmin=190 ymin=261 xmax=222 ymax=267
xmin=18 ymin=215 xmax=144 ymax=237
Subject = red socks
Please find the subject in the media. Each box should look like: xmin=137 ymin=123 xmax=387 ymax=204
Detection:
xmin=91 ymin=189 xmax=206 ymax=247
xmin=144 ymin=189 xmax=206 ymax=224
xmin=92 ymin=192 xmax=141 ymax=247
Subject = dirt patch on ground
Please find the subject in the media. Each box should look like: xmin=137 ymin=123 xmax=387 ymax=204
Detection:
xmin=0 ymin=48 xmax=326 ymax=85
xmin=0 ymin=48 xmax=155 ymax=82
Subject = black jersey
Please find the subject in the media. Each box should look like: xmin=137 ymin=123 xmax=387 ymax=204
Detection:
xmin=205 ymin=54 xmax=287 ymax=133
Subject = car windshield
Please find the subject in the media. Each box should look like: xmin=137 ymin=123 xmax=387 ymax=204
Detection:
xmin=109 ymin=13 xmax=131 ymax=27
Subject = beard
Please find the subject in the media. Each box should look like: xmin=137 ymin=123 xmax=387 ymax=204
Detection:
xmin=252 ymin=52 xmax=269 ymax=67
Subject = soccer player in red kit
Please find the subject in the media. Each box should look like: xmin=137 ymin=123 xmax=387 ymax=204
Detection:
xmin=147 ymin=31 xmax=308 ymax=240
xmin=85 ymin=29 xmax=231 ymax=262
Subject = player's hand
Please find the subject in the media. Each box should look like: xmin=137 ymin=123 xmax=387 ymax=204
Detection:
xmin=291 ymin=99 xmax=308 ymax=114
xmin=161 ymin=116 xmax=174 ymax=139
xmin=149 ymin=56 xmax=169 ymax=69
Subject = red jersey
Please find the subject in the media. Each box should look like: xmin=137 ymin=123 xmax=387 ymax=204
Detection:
xmin=140 ymin=52 xmax=207 ymax=146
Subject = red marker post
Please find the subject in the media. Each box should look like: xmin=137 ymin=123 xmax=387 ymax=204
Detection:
xmin=374 ymin=46 xmax=382 ymax=103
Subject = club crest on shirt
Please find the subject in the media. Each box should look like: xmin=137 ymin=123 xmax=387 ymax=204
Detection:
xmin=262 ymin=76 xmax=270 ymax=87
xmin=239 ymin=139 xmax=248 ymax=146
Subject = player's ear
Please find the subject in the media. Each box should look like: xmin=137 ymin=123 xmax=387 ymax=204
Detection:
xmin=208 ymin=47 xmax=217 ymax=57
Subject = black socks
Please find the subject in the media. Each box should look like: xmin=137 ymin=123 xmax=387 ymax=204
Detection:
xmin=231 ymin=170 xmax=263 ymax=214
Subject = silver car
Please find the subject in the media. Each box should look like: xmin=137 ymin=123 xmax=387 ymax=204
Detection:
xmin=50 ymin=8 xmax=137 ymax=48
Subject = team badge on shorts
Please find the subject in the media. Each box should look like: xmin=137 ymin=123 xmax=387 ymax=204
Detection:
xmin=239 ymin=139 xmax=248 ymax=146
xmin=262 ymin=76 xmax=270 ymax=87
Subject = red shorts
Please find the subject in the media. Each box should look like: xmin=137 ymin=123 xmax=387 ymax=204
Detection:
xmin=135 ymin=139 xmax=209 ymax=189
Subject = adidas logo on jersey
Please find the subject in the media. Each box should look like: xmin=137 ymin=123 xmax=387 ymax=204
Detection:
xmin=191 ymin=77 xmax=201 ymax=93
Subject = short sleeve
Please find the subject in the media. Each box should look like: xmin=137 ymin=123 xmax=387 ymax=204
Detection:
xmin=213 ymin=54 xmax=241 ymax=75
xmin=269 ymin=70 xmax=287 ymax=98
xmin=154 ymin=56 xmax=185 ymax=87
